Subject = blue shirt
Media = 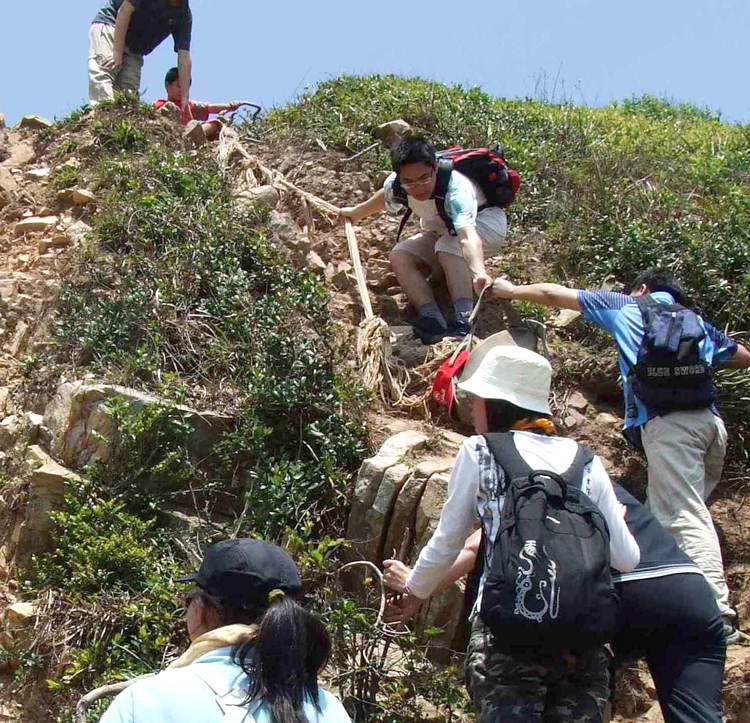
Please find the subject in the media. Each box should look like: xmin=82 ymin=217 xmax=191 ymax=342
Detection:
xmin=99 ymin=648 xmax=351 ymax=723
xmin=577 ymin=290 xmax=737 ymax=429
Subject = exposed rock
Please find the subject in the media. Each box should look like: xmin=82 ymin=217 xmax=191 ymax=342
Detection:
xmin=38 ymin=234 xmax=72 ymax=254
xmin=551 ymin=308 xmax=583 ymax=330
xmin=332 ymin=261 xmax=352 ymax=289
xmin=0 ymin=167 xmax=18 ymax=195
xmin=64 ymin=219 xmax=92 ymax=245
xmin=415 ymin=473 xmax=450 ymax=553
xmin=596 ymin=412 xmax=621 ymax=428
xmin=25 ymin=168 xmax=50 ymax=180
xmin=13 ymin=462 xmax=82 ymax=562
xmin=57 ymin=187 xmax=96 ymax=206
xmin=42 ymin=381 xmax=233 ymax=472
xmin=236 ymin=185 xmax=279 ymax=210
xmin=9 ymin=320 xmax=30 ymax=356
xmin=24 ymin=444 xmax=54 ymax=471
xmin=14 ymin=216 xmax=57 ymax=236
xmin=306 ymin=250 xmax=327 ymax=273
xmin=19 ymin=115 xmax=53 ymax=130
xmin=374 ymin=120 xmax=412 ymax=145
xmin=1 ymin=137 xmax=35 ymax=167
xmin=183 ymin=120 xmax=206 ymax=147
xmin=563 ymin=408 xmax=586 ymax=429
xmin=0 ymin=113 xmax=4 ymax=129
xmin=6 ymin=601 xmax=39 ymax=625
xmin=568 ymin=391 xmax=589 ymax=411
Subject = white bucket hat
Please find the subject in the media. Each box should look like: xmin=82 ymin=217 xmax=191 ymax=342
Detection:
xmin=456 ymin=345 xmax=552 ymax=416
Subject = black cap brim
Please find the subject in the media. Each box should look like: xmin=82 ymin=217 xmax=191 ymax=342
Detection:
xmin=174 ymin=573 xmax=198 ymax=584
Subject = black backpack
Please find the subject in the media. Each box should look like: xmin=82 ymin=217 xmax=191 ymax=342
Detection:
xmin=479 ymin=433 xmax=619 ymax=649
xmin=392 ymin=146 xmax=520 ymax=242
xmin=628 ymin=295 xmax=716 ymax=414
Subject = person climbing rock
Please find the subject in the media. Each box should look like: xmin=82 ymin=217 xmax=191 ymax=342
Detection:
xmin=339 ymin=136 xmax=507 ymax=343
xmin=99 ymin=539 xmax=351 ymax=723
xmin=154 ymin=67 xmax=243 ymax=140
xmin=383 ymin=344 xmax=639 ymax=723
xmin=384 ymin=483 xmax=727 ymax=723
xmin=89 ymin=0 xmax=193 ymax=108
xmin=491 ymin=267 xmax=750 ymax=642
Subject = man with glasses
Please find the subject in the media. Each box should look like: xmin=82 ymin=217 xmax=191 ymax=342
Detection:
xmin=340 ymin=136 xmax=507 ymax=343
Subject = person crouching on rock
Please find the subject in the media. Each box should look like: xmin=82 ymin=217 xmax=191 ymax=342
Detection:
xmin=339 ymin=136 xmax=506 ymax=344
xmin=99 ymin=538 xmax=351 ymax=723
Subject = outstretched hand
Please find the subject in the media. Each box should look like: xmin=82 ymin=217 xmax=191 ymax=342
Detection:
xmin=384 ymin=592 xmax=424 ymax=624
xmin=338 ymin=207 xmax=358 ymax=227
xmin=491 ymin=277 xmax=516 ymax=299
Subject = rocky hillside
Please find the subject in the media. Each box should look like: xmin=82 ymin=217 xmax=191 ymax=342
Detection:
xmin=0 ymin=79 xmax=748 ymax=722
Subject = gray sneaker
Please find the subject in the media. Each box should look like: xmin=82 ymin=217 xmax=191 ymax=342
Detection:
xmin=724 ymin=619 xmax=742 ymax=645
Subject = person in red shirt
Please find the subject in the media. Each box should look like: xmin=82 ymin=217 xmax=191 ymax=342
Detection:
xmin=154 ymin=67 xmax=243 ymax=140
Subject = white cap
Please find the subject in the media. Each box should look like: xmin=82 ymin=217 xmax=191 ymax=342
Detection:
xmin=456 ymin=345 xmax=552 ymax=416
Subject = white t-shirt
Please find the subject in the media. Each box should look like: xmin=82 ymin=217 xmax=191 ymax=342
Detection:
xmin=406 ymin=432 xmax=641 ymax=608
xmin=383 ymin=170 xmax=486 ymax=233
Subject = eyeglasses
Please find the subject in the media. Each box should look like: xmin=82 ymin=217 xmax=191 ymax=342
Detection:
xmin=399 ymin=169 xmax=434 ymax=190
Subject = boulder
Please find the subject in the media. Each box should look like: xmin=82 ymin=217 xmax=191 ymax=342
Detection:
xmin=56 ymin=188 xmax=96 ymax=206
xmin=14 ymin=216 xmax=57 ymax=236
xmin=13 ymin=462 xmax=82 ymax=562
xmin=374 ymin=120 xmax=412 ymax=145
xmin=38 ymin=234 xmax=72 ymax=255
xmin=568 ymin=391 xmax=589 ymax=411
xmin=415 ymin=473 xmax=450 ymax=554
xmin=42 ymin=381 xmax=234 ymax=471
xmin=63 ymin=219 xmax=92 ymax=245
xmin=19 ymin=115 xmax=53 ymax=130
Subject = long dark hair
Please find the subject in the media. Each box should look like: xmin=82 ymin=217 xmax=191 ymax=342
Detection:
xmin=190 ymin=589 xmax=330 ymax=723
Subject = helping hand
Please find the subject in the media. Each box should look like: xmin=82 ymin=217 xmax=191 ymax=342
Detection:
xmin=491 ymin=277 xmax=516 ymax=299
xmin=383 ymin=592 xmax=424 ymax=624
xmin=338 ymin=207 xmax=358 ymax=227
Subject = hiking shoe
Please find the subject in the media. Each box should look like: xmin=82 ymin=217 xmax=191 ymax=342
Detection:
xmin=411 ymin=317 xmax=449 ymax=344
xmin=443 ymin=321 xmax=472 ymax=340
xmin=724 ymin=619 xmax=742 ymax=645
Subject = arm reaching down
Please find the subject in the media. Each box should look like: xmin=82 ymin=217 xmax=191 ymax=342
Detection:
xmin=102 ymin=0 xmax=135 ymax=71
xmin=339 ymin=189 xmax=386 ymax=225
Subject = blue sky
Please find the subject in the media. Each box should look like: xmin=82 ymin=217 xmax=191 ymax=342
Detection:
xmin=2 ymin=1 xmax=749 ymax=126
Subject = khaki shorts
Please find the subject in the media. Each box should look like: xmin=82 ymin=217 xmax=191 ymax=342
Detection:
xmin=393 ymin=207 xmax=507 ymax=267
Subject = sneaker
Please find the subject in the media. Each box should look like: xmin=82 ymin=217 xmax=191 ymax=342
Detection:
xmin=443 ymin=321 xmax=472 ymax=340
xmin=411 ymin=317 xmax=449 ymax=344
xmin=723 ymin=618 xmax=742 ymax=645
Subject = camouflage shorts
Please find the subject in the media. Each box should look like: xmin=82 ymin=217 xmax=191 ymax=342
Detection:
xmin=465 ymin=618 xmax=610 ymax=723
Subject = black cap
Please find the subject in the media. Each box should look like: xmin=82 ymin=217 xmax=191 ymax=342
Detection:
xmin=176 ymin=539 xmax=301 ymax=606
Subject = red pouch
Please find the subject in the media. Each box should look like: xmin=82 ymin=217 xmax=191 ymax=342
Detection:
xmin=432 ymin=349 xmax=471 ymax=416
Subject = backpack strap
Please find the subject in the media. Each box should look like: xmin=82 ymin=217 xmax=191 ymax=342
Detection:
xmin=556 ymin=444 xmax=595 ymax=490
xmin=395 ymin=207 xmax=413 ymax=243
xmin=192 ymin=664 xmax=263 ymax=723
xmin=432 ymin=158 xmax=455 ymax=235
xmin=482 ymin=432 xmax=533 ymax=482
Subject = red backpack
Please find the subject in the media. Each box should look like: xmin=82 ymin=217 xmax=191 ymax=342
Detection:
xmin=393 ymin=146 xmax=521 ymax=241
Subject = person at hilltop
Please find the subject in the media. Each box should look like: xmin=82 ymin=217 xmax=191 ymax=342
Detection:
xmin=491 ymin=267 xmax=750 ymax=643
xmin=89 ymin=0 xmax=193 ymax=108
xmin=383 ymin=482 xmax=726 ymax=723
xmin=99 ymin=538 xmax=351 ymax=723
xmin=154 ymin=68 xmax=244 ymax=140
xmin=382 ymin=344 xmax=640 ymax=723
xmin=339 ymin=136 xmax=507 ymax=343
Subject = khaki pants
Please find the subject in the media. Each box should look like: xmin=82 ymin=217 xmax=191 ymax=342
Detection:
xmin=641 ymin=409 xmax=733 ymax=618
xmin=88 ymin=23 xmax=144 ymax=103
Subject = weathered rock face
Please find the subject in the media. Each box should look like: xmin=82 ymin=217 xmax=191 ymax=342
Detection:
xmin=346 ymin=429 xmax=466 ymax=659
xmin=42 ymin=381 xmax=233 ymax=471
xmin=19 ymin=115 xmax=53 ymax=131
